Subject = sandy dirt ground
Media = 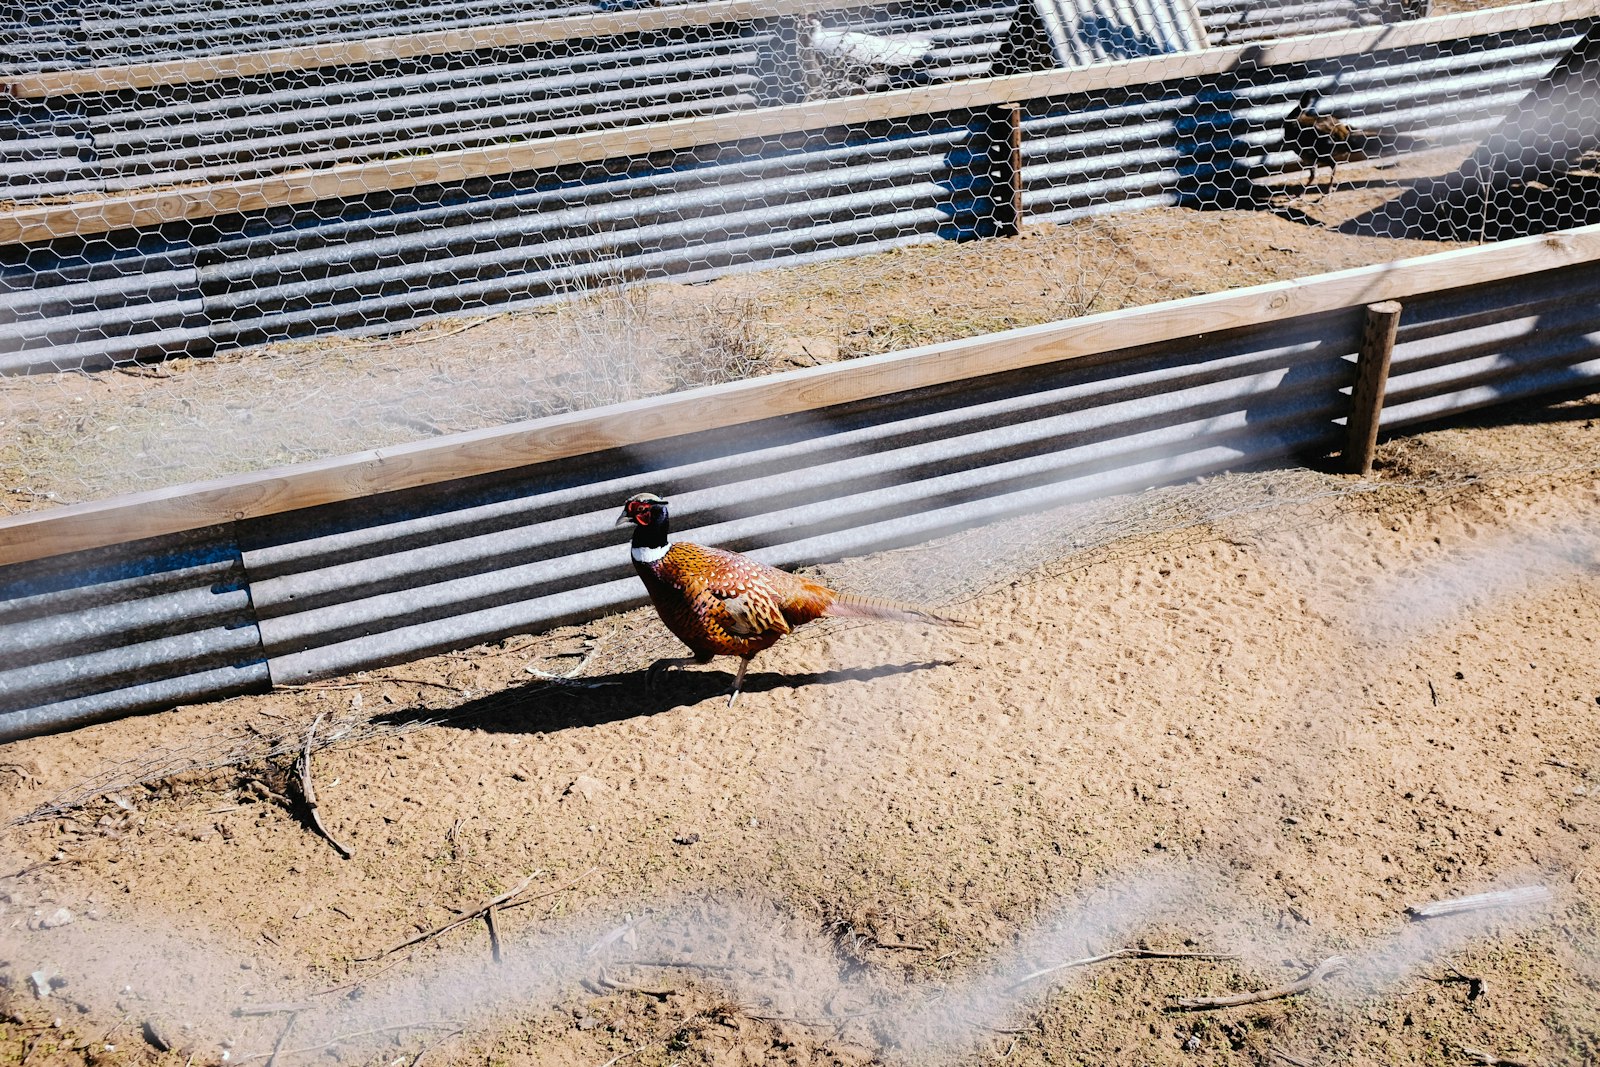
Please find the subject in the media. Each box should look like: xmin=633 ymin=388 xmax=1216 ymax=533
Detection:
xmin=5 ymin=98 xmax=1600 ymax=1067
xmin=1 ymin=386 xmax=1599 ymax=1067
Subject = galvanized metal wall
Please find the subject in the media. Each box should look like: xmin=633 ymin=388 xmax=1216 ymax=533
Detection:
xmin=0 ymin=2 xmax=1019 ymax=201
xmin=0 ymin=1 xmax=650 ymax=72
xmin=7 ymin=249 xmax=1600 ymax=739
xmin=5 ymin=15 xmax=1587 ymax=375
xmin=243 ymin=305 xmax=1360 ymax=685
xmin=3 ymin=27 xmax=777 ymax=200
xmin=1026 ymin=0 xmax=1206 ymax=66
xmin=1194 ymin=0 xmax=1414 ymax=45
xmin=199 ymin=114 xmax=986 ymax=350
xmin=1020 ymin=23 xmax=1586 ymax=223
xmin=1383 ymin=260 xmax=1600 ymax=427
xmin=0 ymin=525 xmax=269 ymax=741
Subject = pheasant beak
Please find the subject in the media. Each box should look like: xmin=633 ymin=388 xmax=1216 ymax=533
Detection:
xmin=615 ymin=509 xmax=633 ymax=527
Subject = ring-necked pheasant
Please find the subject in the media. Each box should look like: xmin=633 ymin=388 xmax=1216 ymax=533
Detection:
xmin=1283 ymin=90 xmax=1397 ymax=197
xmin=618 ymin=492 xmax=973 ymax=706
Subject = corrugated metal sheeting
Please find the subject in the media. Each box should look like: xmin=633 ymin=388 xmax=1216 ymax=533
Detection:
xmin=1026 ymin=0 xmax=1206 ymax=66
xmin=244 ymin=305 xmax=1360 ymax=685
xmin=3 ymin=15 xmax=1588 ymax=374
xmin=0 ymin=1 xmax=694 ymax=72
xmin=1 ymin=2 xmax=1022 ymax=202
xmin=3 ymin=27 xmax=777 ymax=200
xmin=1194 ymin=0 xmax=1424 ymax=46
xmin=1020 ymin=25 xmax=1583 ymax=222
xmin=1384 ymin=261 xmax=1600 ymax=427
xmin=0 ymin=0 xmax=1414 ymax=77
xmin=0 ymin=525 xmax=269 ymax=740
xmin=198 ymin=114 xmax=986 ymax=350
xmin=6 ymin=248 xmax=1600 ymax=738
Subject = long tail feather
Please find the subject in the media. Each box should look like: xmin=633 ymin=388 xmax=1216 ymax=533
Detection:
xmin=824 ymin=591 xmax=976 ymax=628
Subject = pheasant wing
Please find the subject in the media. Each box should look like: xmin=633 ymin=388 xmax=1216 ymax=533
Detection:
xmin=718 ymin=593 xmax=785 ymax=638
xmin=684 ymin=545 xmax=837 ymax=637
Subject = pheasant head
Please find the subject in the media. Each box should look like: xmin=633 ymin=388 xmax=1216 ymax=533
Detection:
xmin=617 ymin=492 xmax=671 ymax=563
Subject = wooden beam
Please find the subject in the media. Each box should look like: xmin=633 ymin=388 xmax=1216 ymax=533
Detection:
xmin=3 ymin=223 xmax=1598 ymax=568
xmin=4 ymin=0 xmax=1593 ymax=245
xmin=0 ymin=0 xmax=888 ymax=98
xmin=989 ymin=103 xmax=1025 ymax=239
xmin=1344 ymin=301 xmax=1403 ymax=475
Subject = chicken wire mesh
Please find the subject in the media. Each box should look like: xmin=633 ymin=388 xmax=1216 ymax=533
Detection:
xmin=3 ymin=0 xmax=1598 ymax=515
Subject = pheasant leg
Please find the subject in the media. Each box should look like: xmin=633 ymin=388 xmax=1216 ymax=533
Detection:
xmin=727 ymin=656 xmax=753 ymax=708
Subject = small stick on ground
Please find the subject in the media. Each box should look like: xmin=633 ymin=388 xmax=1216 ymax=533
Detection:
xmin=1430 ymin=962 xmax=1485 ymax=1001
xmin=621 ymin=960 xmax=756 ymax=976
xmin=410 ymin=1026 xmax=465 ymax=1067
xmin=360 ymin=870 xmax=544 ymax=961
xmin=298 ymin=713 xmax=353 ymax=859
xmin=311 ymin=951 xmax=411 ymax=998
xmin=240 ymin=1022 xmax=457 ymax=1062
xmin=234 ymin=1002 xmax=318 ymax=1017
xmin=1459 ymin=1047 xmax=1528 ymax=1067
xmin=593 ymin=965 xmax=674 ymax=1000
xmin=486 ymin=905 xmax=503 ymax=964
xmin=525 ymin=629 xmax=614 ymax=684
xmin=1269 ymin=1047 xmax=1314 ymax=1067
xmin=1405 ymin=886 xmax=1551 ymax=920
xmin=498 ymin=864 xmax=601 ymax=914
xmin=263 ymin=1012 xmax=297 ymax=1067
xmin=1172 ymin=956 xmax=1347 ymax=1011
xmin=1010 ymin=948 xmax=1240 ymax=991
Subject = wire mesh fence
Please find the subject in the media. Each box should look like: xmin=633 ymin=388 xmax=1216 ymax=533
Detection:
xmin=3 ymin=0 xmax=1598 ymax=517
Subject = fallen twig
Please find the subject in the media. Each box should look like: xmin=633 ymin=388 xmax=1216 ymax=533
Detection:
xmin=1172 ymin=956 xmax=1347 ymax=1011
xmin=310 ymin=951 xmax=411 ymax=999
xmin=1405 ymin=886 xmax=1551 ymax=921
xmin=486 ymin=905 xmax=503 ymax=964
xmin=234 ymin=1002 xmax=317 ymax=1017
xmin=370 ymin=675 xmax=466 ymax=692
xmin=298 ymin=713 xmax=353 ymax=859
xmin=262 ymin=1012 xmax=296 ymax=1067
xmin=1010 ymin=948 xmax=1240 ymax=991
xmin=360 ymin=870 xmax=543 ymax=961
xmin=621 ymin=960 xmax=755 ymax=976
xmin=593 ymin=965 xmax=674 ymax=1000
xmin=1459 ymin=1047 xmax=1528 ymax=1067
xmin=526 ymin=629 xmax=616 ymax=685
xmin=239 ymin=1022 xmax=456 ymax=1062
xmin=1269 ymin=1047 xmax=1314 ymax=1067
xmin=497 ymin=864 xmax=600 ymax=914
xmin=410 ymin=1026 xmax=465 ymax=1067
xmin=1 ymin=858 xmax=83 ymax=881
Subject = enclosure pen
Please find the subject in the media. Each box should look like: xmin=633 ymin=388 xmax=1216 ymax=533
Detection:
xmin=4 ymin=224 xmax=1600 ymax=738
xmin=3 ymin=1 xmax=1594 ymax=372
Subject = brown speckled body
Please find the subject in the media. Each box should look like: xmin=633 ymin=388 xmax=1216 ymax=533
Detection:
xmin=633 ymin=542 xmax=837 ymax=659
xmin=1283 ymin=92 xmax=1370 ymax=191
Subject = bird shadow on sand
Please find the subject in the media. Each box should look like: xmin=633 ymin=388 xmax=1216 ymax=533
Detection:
xmin=372 ymin=658 xmax=957 ymax=735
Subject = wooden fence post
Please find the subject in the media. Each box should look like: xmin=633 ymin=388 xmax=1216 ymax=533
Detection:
xmin=988 ymin=103 xmax=1024 ymax=238
xmin=1344 ymin=300 xmax=1403 ymax=475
